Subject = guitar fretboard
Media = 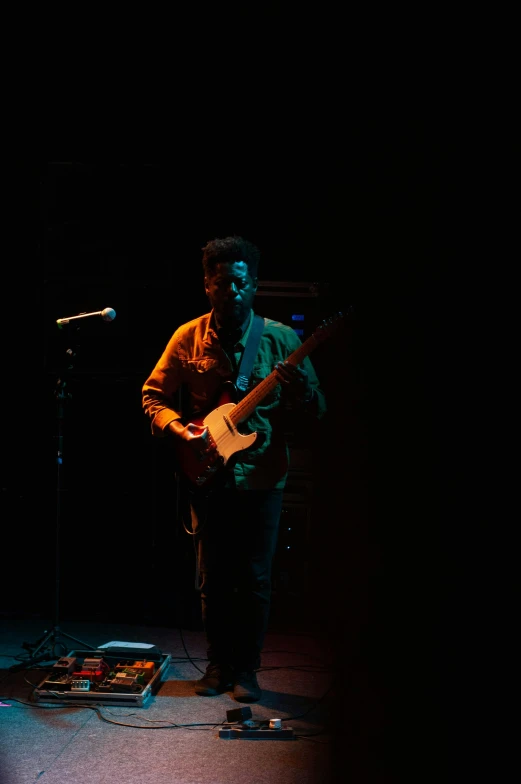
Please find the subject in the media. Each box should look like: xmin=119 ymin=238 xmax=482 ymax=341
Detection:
xmin=229 ymin=332 xmax=320 ymax=425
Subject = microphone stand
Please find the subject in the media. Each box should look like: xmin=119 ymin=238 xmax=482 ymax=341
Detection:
xmin=20 ymin=334 xmax=94 ymax=664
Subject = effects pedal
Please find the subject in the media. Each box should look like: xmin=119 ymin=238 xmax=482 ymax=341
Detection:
xmin=51 ymin=657 xmax=77 ymax=675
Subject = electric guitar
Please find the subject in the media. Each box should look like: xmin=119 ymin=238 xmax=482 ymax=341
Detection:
xmin=174 ymin=310 xmax=350 ymax=493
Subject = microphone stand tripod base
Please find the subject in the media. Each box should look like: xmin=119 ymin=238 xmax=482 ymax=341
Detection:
xmin=23 ymin=625 xmax=94 ymax=662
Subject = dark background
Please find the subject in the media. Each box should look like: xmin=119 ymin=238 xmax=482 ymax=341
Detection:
xmin=2 ymin=127 xmax=465 ymax=776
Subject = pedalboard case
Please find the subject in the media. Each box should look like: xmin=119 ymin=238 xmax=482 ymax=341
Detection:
xmin=33 ymin=645 xmax=171 ymax=707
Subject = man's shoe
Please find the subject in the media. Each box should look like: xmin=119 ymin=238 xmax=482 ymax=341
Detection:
xmin=233 ymin=671 xmax=261 ymax=702
xmin=195 ymin=663 xmax=233 ymax=696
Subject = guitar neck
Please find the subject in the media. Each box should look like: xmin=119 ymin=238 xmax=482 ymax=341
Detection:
xmin=229 ymin=332 xmax=320 ymax=425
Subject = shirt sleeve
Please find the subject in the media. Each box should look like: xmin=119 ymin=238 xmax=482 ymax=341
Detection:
xmin=297 ymin=354 xmax=327 ymax=419
xmin=278 ymin=324 xmax=327 ymax=420
xmin=142 ymin=331 xmax=184 ymax=436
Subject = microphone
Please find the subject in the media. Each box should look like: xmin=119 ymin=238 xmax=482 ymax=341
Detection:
xmin=56 ymin=307 xmax=116 ymax=326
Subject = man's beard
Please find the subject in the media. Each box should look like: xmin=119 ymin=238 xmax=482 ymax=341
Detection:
xmin=216 ymin=301 xmax=248 ymax=327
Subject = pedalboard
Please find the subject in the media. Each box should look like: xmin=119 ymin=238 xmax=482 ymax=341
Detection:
xmin=40 ymin=657 xmax=146 ymax=693
xmin=34 ymin=648 xmax=172 ymax=707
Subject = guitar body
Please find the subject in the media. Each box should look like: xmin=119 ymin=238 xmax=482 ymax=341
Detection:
xmin=174 ymin=382 xmax=258 ymax=492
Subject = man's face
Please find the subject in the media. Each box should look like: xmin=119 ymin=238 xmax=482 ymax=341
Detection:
xmin=205 ymin=260 xmax=257 ymax=328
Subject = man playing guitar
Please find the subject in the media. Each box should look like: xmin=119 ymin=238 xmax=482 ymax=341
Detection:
xmin=142 ymin=235 xmax=328 ymax=703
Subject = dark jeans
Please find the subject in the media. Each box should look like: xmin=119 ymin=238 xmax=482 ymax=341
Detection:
xmin=190 ymin=485 xmax=283 ymax=671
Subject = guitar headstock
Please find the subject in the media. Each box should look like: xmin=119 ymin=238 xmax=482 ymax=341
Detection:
xmin=313 ymin=306 xmax=354 ymax=343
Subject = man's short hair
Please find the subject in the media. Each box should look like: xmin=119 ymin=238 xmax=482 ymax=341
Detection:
xmin=202 ymin=236 xmax=261 ymax=278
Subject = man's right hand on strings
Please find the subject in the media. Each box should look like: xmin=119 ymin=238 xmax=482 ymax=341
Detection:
xmin=168 ymin=420 xmax=219 ymax=463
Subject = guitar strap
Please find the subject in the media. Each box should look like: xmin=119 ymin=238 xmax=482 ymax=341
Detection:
xmin=235 ymin=314 xmax=265 ymax=393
